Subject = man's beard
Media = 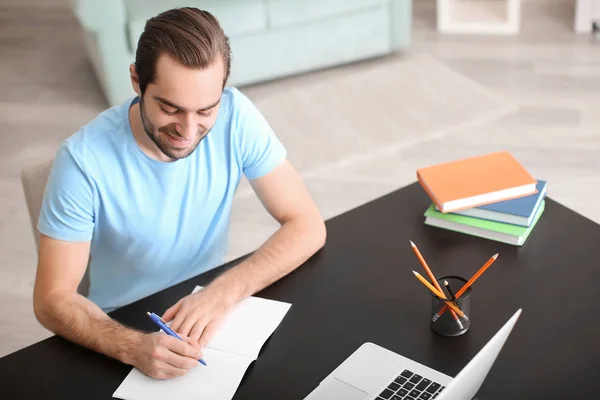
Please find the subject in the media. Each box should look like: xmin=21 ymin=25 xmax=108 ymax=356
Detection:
xmin=139 ymin=97 xmax=208 ymax=161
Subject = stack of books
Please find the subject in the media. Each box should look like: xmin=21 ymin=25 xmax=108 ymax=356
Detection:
xmin=416 ymin=151 xmax=546 ymax=246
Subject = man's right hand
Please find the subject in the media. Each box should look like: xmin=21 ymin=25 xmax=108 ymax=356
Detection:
xmin=132 ymin=332 xmax=203 ymax=379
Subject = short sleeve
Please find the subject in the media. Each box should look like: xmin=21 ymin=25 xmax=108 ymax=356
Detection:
xmin=233 ymin=90 xmax=287 ymax=180
xmin=37 ymin=144 xmax=95 ymax=242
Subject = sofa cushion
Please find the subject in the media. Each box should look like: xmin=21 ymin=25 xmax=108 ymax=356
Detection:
xmin=228 ymin=4 xmax=391 ymax=86
xmin=266 ymin=0 xmax=388 ymax=28
xmin=124 ymin=0 xmax=267 ymax=51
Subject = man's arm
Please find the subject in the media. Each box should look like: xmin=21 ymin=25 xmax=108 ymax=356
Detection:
xmin=164 ymin=160 xmax=326 ymax=343
xmin=33 ymin=235 xmax=139 ymax=362
xmin=211 ymin=159 xmax=326 ymax=299
xmin=33 ymin=234 xmax=202 ymax=379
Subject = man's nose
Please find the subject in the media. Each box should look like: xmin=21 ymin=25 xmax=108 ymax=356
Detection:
xmin=179 ymin=113 xmax=197 ymax=141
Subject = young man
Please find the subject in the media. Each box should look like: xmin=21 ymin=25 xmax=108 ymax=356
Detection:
xmin=33 ymin=8 xmax=326 ymax=380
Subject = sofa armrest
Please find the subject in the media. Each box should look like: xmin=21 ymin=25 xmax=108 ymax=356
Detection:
xmin=72 ymin=0 xmax=135 ymax=107
xmin=390 ymin=0 xmax=412 ymax=50
xmin=72 ymin=0 xmax=127 ymax=31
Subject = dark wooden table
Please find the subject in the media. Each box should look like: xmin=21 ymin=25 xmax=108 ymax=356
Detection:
xmin=2 ymin=182 xmax=599 ymax=399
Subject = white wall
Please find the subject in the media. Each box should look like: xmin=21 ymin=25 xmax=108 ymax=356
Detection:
xmin=575 ymin=0 xmax=600 ymax=32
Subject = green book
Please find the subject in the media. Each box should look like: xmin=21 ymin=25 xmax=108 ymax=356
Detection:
xmin=424 ymin=200 xmax=545 ymax=246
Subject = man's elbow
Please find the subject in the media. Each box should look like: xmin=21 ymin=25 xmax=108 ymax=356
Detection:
xmin=311 ymin=214 xmax=327 ymax=251
xmin=33 ymin=293 xmax=50 ymax=329
xmin=33 ymin=287 xmax=62 ymax=331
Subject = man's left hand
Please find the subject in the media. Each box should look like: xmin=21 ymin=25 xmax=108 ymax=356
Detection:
xmin=162 ymin=288 xmax=234 ymax=348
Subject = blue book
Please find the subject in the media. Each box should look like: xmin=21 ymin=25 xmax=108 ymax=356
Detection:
xmin=438 ymin=180 xmax=547 ymax=227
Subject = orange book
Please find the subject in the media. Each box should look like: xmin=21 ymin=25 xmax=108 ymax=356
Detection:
xmin=417 ymin=151 xmax=537 ymax=213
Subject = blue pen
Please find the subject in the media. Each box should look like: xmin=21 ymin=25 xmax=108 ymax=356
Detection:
xmin=146 ymin=311 xmax=207 ymax=366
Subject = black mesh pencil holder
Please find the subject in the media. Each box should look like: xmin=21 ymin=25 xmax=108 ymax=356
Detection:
xmin=430 ymin=275 xmax=471 ymax=337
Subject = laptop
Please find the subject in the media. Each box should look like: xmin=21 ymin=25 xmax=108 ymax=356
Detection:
xmin=304 ymin=309 xmax=522 ymax=400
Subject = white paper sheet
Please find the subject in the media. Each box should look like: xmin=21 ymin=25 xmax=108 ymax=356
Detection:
xmin=204 ymin=293 xmax=292 ymax=358
xmin=113 ymin=348 xmax=254 ymax=400
xmin=112 ymin=286 xmax=291 ymax=400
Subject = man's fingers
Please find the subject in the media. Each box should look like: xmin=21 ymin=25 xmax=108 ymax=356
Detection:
xmin=169 ymin=309 xmax=187 ymax=333
xmin=188 ymin=320 xmax=207 ymax=343
xmin=147 ymin=336 xmax=197 ymax=379
xmin=165 ymin=335 xmax=203 ymax=361
xmin=162 ymin=346 xmax=199 ymax=371
xmin=178 ymin=314 xmax=201 ymax=337
xmin=157 ymin=361 xmax=191 ymax=378
xmin=198 ymin=321 xmax=220 ymax=349
xmin=162 ymin=301 xmax=181 ymax=323
xmin=183 ymin=336 xmax=202 ymax=352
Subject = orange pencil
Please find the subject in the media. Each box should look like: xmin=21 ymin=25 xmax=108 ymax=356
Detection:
xmin=412 ymin=271 xmax=467 ymax=319
xmin=435 ymin=253 xmax=499 ymax=319
xmin=410 ymin=241 xmax=462 ymax=324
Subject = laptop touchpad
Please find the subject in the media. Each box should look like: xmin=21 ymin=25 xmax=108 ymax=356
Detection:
xmin=309 ymin=378 xmax=368 ymax=400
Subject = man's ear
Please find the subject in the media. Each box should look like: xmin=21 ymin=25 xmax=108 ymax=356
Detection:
xmin=129 ymin=63 xmax=141 ymax=96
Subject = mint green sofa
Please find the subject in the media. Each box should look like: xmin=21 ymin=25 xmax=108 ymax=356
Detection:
xmin=72 ymin=0 xmax=412 ymax=107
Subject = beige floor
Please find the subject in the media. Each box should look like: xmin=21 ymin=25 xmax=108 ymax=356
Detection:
xmin=1 ymin=0 xmax=599 ymax=358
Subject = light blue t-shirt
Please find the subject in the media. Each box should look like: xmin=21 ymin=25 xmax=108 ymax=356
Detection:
xmin=38 ymin=87 xmax=286 ymax=312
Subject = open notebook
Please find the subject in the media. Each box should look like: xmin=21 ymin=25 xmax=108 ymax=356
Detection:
xmin=113 ymin=286 xmax=292 ymax=400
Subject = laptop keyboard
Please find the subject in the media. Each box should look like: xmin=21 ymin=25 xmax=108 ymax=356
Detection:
xmin=376 ymin=369 xmax=445 ymax=400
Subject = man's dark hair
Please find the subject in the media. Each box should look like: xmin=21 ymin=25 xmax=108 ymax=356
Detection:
xmin=134 ymin=7 xmax=232 ymax=94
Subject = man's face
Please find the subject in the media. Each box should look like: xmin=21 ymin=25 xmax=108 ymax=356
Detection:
xmin=135 ymin=53 xmax=225 ymax=161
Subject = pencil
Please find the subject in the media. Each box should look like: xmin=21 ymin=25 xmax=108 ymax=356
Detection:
xmin=412 ymin=271 xmax=467 ymax=319
xmin=410 ymin=240 xmax=462 ymax=324
xmin=444 ymin=280 xmax=456 ymax=300
xmin=436 ymin=253 xmax=499 ymax=318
